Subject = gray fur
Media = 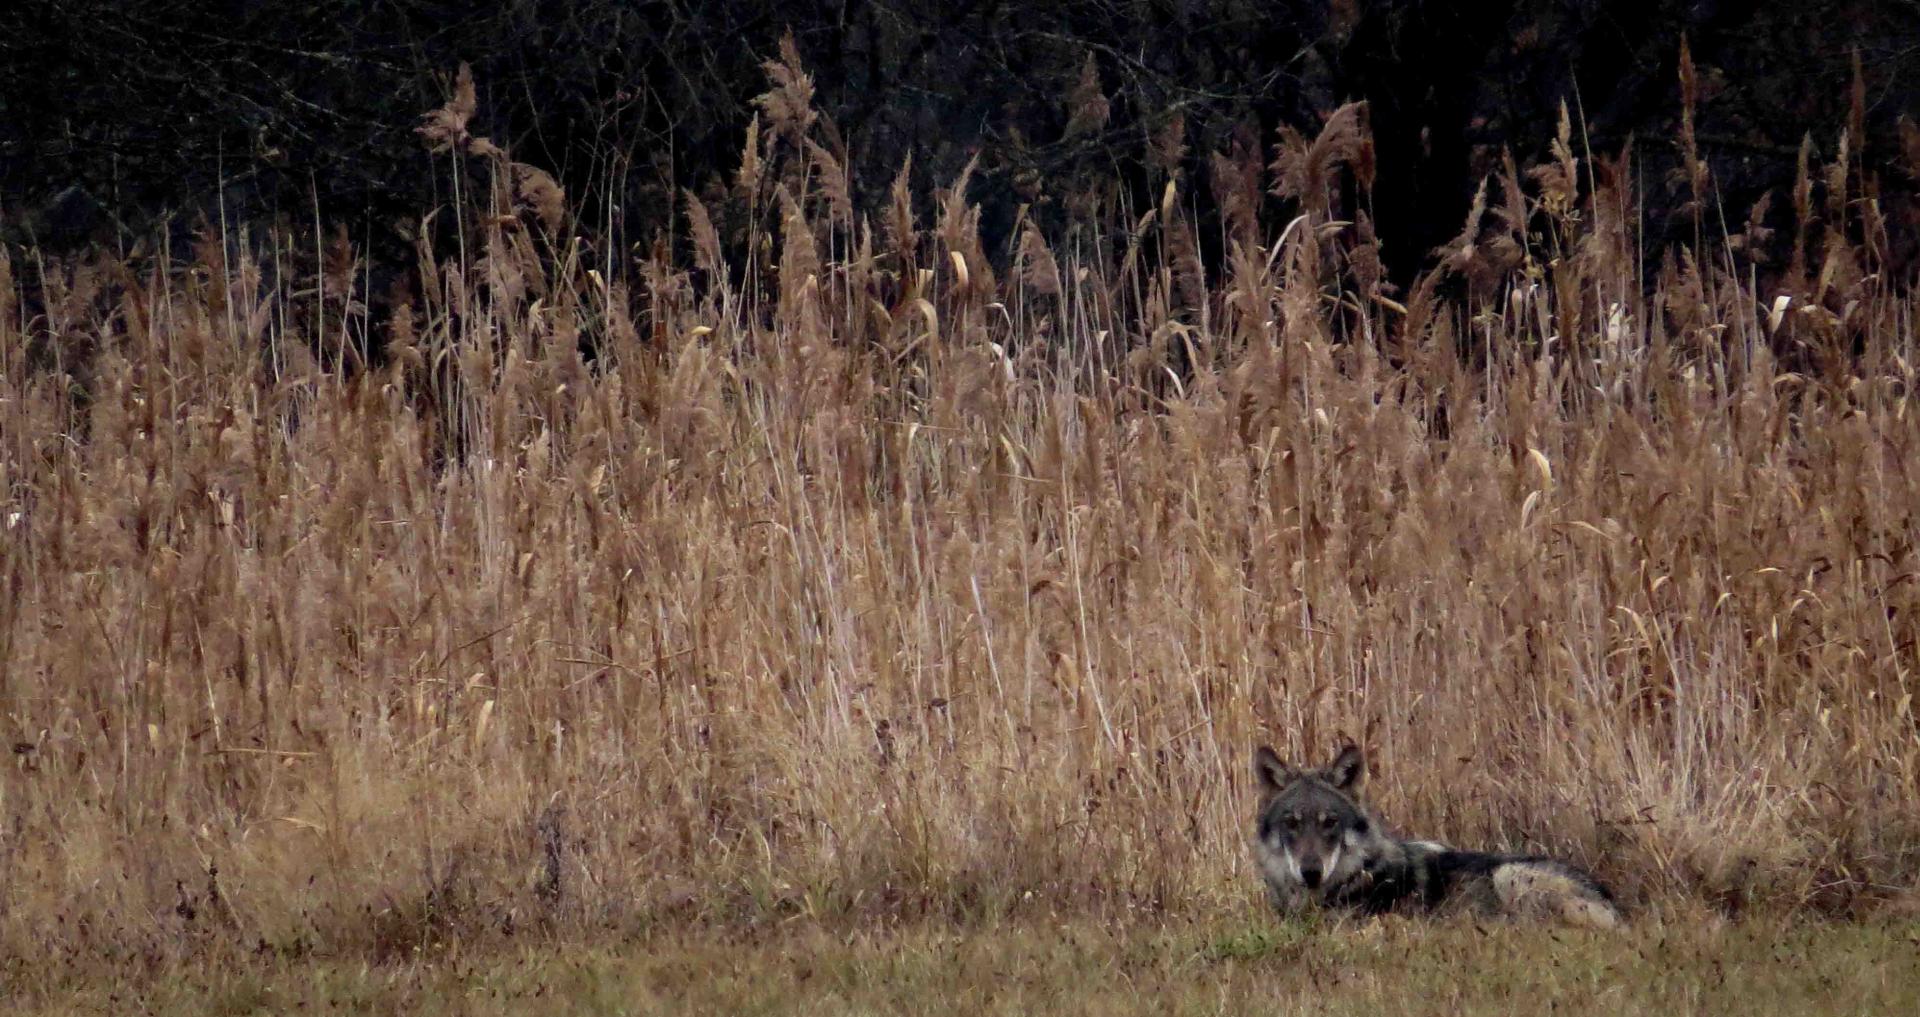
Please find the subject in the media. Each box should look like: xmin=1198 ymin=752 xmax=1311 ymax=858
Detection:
xmin=1252 ymin=744 xmax=1622 ymax=929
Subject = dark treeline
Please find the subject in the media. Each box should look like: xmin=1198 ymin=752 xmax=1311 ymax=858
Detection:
xmin=4 ymin=0 xmax=1919 ymax=283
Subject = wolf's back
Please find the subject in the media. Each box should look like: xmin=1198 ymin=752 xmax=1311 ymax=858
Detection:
xmin=1424 ymin=850 xmax=1623 ymax=929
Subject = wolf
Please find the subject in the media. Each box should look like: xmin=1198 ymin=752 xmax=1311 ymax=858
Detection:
xmin=1252 ymin=744 xmax=1622 ymax=929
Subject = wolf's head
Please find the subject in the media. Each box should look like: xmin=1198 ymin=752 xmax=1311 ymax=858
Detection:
xmin=1252 ymin=744 xmax=1393 ymax=903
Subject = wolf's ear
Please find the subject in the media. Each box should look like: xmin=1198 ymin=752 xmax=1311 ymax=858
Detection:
xmin=1254 ymin=745 xmax=1294 ymax=793
xmin=1324 ymin=744 xmax=1367 ymax=791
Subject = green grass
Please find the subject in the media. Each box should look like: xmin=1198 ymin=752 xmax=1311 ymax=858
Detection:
xmin=20 ymin=915 xmax=1920 ymax=1016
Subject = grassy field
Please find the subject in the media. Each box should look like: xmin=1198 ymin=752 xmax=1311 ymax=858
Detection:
xmin=17 ymin=912 xmax=1920 ymax=1016
xmin=5 ymin=47 xmax=1920 ymax=1000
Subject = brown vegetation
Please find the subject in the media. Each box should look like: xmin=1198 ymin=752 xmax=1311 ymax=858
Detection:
xmin=4 ymin=48 xmax=1920 ymax=981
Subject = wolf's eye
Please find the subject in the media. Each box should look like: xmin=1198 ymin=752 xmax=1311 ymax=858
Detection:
xmin=1282 ymin=814 xmax=1301 ymax=830
xmin=1353 ymin=819 xmax=1370 ymax=836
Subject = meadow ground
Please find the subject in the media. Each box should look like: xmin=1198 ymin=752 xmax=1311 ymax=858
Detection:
xmin=16 ymin=911 xmax=1920 ymax=1016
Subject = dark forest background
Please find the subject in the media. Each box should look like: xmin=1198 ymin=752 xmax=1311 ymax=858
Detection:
xmin=4 ymin=0 xmax=1919 ymax=283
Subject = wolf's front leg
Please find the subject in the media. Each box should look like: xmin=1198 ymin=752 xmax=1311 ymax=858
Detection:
xmin=1264 ymin=878 xmax=1311 ymax=917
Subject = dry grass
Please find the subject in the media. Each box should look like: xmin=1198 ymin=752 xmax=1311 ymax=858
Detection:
xmin=5 ymin=51 xmax=1920 ymax=985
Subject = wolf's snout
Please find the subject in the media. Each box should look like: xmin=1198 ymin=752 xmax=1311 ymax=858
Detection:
xmin=1299 ymin=866 xmax=1323 ymax=889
